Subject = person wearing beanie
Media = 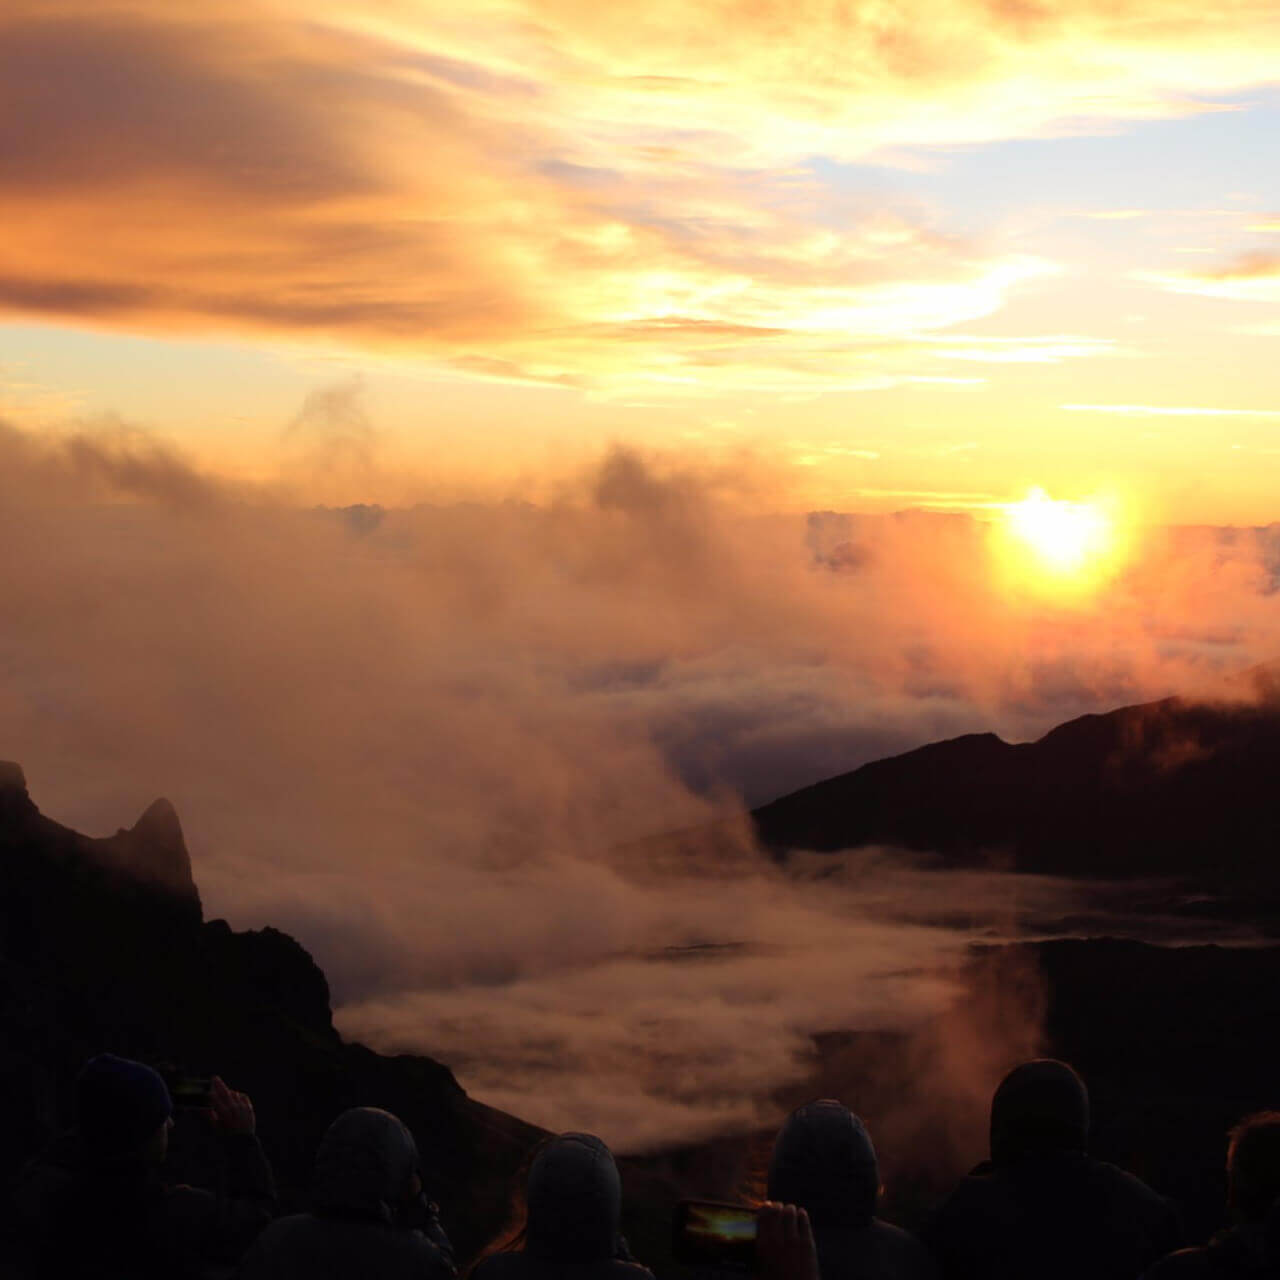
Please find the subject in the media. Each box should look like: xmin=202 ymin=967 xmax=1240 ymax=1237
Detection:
xmin=766 ymin=1100 xmax=936 ymax=1280
xmin=11 ymin=1055 xmax=276 ymax=1279
xmin=925 ymin=1059 xmax=1180 ymax=1280
xmin=76 ymin=1054 xmax=175 ymax=1160
xmin=239 ymin=1106 xmax=456 ymax=1280
xmin=1144 ymin=1111 xmax=1280 ymax=1278
xmin=471 ymin=1133 xmax=654 ymax=1280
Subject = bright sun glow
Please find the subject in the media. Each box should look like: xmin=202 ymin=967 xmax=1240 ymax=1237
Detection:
xmin=1002 ymin=488 xmax=1113 ymax=577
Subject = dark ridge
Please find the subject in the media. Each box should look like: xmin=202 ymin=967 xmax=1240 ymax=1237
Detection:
xmin=751 ymin=695 xmax=1280 ymax=882
xmin=0 ymin=764 xmax=543 ymax=1262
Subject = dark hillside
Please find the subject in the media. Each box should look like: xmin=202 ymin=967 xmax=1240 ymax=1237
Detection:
xmin=752 ymin=696 xmax=1280 ymax=883
xmin=0 ymin=762 xmax=542 ymax=1262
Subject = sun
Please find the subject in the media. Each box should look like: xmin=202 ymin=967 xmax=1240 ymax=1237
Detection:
xmin=1001 ymin=488 xmax=1114 ymax=579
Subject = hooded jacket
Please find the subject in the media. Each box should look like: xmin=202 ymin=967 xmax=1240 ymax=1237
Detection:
xmin=472 ymin=1135 xmax=653 ymax=1280
xmin=767 ymin=1100 xmax=936 ymax=1280
xmin=926 ymin=1061 xmax=1181 ymax=1280
xmin=10 ymin=1127 xmax=275 ymax=1280
xmin=239 ymin=1108 xmax=454 ymax=1280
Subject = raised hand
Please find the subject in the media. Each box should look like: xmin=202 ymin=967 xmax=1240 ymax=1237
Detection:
xmin=756 ymin=1202 xmax=819 ymax=1280
xmin=210 ymin=1075 xmax=256 ymax=1135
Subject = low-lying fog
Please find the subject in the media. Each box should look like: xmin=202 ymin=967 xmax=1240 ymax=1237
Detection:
xmin=337 ymin=848 xmax=1260 ymax=1149
xmin=3 ymin=413 xmax=1277 ymax=1150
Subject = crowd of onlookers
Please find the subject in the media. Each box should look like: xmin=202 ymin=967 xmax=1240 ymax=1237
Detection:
xmin=4 ymin=1052 xmax=1279 ymax=1278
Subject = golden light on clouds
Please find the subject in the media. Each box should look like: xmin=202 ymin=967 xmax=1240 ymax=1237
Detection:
xmin=2 ymin=0 xmax=1280 ymax=516
xmin=995 ymin=488 xmax=1129 ymax=596
xmin=10 ymin=0 xmax=1280 ymax=1155
xmin=4 ymin=0 xmax=1280 ymax=398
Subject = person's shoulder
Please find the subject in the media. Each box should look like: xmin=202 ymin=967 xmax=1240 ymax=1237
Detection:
xmin=471 ymin=1252 xmax=527 ymax=1280
xmin=868 ymin=1219 xmax=931 ymax=1250
xmin=238 ymin=1211 xmax=314 ymax=1250
xmin=867 ymin=1219 xmax=938 ymax=1275
xmin=347 ymin=1222 xmax=455 ymax=1278
xmin=238 ymin=1214 xmax=317 ymax=1278
xmin=923 ymin=1162 xmax=1020 ymax=1252
xmin=598 ymin=1262 xmax=654 ymax=1280
xmin=1089 ymin=1159 xmax=1174 ymax=1212
xmin=258 ymin=1211 xmax=314 ymax=1235
xmin=473 ymin=1256 xmax=651 ymax=1280
xmin=12 ymin=1153 xmax=74 ymax=1203
xmin=1142 ymin=1245 xmax=1217 ymax=1279
xmin=933 ymin=1162 xmax=1007 ymax=1213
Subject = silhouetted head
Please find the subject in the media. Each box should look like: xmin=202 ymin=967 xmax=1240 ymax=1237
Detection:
xmin=990 ymin=1060 xmax=1089 ymax=1166
xmin=525 ymin=1133 xmax=621 ymax=1262
xmin=767 ymin=1100 xmax=879 ymax=1229
xmin=313 ymin=1107 xmax=420 ymax=1223
xmin=1227 ymin=1112 xmax=1280 ymax=1223
xmin=75 ymin=1054 xmax=173 ymax=1163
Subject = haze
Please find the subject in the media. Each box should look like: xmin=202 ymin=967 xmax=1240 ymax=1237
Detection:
xmin=3 ymin=419 xmax=1278 ymax=1144
xmin=5 ymin=0 xmax=1280 ymax=1148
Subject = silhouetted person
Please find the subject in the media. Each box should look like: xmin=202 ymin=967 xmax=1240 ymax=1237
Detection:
xmin=471 ymin=1133 xmax=653 ymax=1280
xmin=926 ymin=1059 xmax=1180 ymax=1280
xmin=239 ymin=1106 xmax=454 ymax=1280
xmin=11 ymin=1054 xmax=275 ymax=1279
xmin=1145 ymin=1111 xmax=1280 ymax=1278
xmin=767 ymin=1100 xmax=936 ymax=1280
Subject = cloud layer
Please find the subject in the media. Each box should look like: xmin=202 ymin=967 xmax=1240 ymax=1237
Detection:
xmin=4 ymin=417 xmax=1280 ymax=1146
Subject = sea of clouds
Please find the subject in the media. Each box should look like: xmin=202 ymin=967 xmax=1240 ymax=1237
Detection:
xmin=2 ymin=413 xmax=1278 ymax=1151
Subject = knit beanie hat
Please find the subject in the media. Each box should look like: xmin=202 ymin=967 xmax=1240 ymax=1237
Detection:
xmin=76 ymin=1054 xmax=173 ymax=1155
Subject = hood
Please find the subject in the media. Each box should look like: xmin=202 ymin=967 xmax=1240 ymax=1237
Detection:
xmin=767 ymin=1100 xmax=879 ymax=1228
xmin=525 ymin=1133 xmax=621 ymax=1262
xmin=990 ymin=1059 xmax=1089 ymax=1167
xmin=312 ymin=1107 xmax=419 ymax=1222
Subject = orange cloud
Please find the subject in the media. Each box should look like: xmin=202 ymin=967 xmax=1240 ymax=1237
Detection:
xmin=1138 ymin=251 xmax=1280 ymax=302
xmin=5 ymin=0 xmax=1280 ymax=392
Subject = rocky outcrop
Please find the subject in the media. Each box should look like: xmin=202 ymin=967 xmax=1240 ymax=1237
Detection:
xmin=103 ymin=795 xmax=199 ymax=901
xmin=751 ymin=696 xmax=1280 ymax=888
xmin=0 ymin=765 xmax=543 ymax=1261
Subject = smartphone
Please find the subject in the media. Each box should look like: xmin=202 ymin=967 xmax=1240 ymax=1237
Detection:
xmin=162 ymin=1070 xmax=214 ymax=1110
xmin=672 ymin=1200 xmax=758 ymax=1270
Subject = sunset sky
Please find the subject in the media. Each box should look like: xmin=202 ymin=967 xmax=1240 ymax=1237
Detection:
xmin=10 ymin=2 xmax=1280 ymax=1144
xmin=4 ymin=0 xmax=1280 ymax=518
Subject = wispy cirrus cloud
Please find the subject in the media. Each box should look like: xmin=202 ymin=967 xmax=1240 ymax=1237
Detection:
xmin=1062 ymin=402 xmax=1280 ymax=417
xmin=1138 ymin=251 xmax=1280 ymax=303
xmin=925 ymin=335 xmax=1122 ymax=364
xmin=4 ymin=0 xmax=1280 ymax=395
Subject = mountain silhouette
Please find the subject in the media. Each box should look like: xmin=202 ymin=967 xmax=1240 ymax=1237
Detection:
xmin=7 ymin=692 xmax=1280 ymax=1266
xmin=0 ymin=762 xmax=542 ymax=1258
xmin=752 ymin=694 xmax=1280 ymax=882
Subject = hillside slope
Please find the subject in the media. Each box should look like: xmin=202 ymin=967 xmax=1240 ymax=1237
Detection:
xmin=752 ymin=696 xmax=1280 ymax=881
xmin=0 ymin=763 xmax=542 ymax=1261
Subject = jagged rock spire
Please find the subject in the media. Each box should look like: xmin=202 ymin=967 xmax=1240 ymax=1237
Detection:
xmin=113 ymin=795 xmax=199 ymax=905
